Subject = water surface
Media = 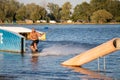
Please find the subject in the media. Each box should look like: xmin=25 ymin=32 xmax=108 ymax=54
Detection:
xmin=0 ymin=24 xmax=120 ymax=80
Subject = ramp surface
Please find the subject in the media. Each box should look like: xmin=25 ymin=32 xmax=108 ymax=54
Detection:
xmin=61 ymin=38 xmax=120 ymax=66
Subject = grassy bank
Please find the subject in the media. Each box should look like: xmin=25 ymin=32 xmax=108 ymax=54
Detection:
xmin=0 ymin=22 xmax=120 ymax=25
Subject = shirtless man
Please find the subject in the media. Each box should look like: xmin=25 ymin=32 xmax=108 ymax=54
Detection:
xmin=29 ymin=28 xmax=42 ymax=52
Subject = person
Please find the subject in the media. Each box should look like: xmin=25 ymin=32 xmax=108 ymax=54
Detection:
xmin=29 ymin=28 xmax=43 ymax=52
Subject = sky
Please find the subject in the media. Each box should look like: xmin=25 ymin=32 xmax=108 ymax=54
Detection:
xmin=17 ymin=0 xmax=90 ymax=8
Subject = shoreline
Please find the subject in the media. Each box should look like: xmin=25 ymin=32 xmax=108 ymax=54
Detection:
xmin=0 ymin=22 xmax=120 ymax=25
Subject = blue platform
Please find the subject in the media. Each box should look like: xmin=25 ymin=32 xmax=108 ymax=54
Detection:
xmin=0 ymin=29 xmax=25 ymax=53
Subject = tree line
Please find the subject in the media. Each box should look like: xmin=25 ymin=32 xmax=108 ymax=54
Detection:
xmin=0 ymin=0 xmax=120 ymax=23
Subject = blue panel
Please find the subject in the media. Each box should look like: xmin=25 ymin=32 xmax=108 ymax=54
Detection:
xmin=0 ymin=29 xmax=25 ymax=52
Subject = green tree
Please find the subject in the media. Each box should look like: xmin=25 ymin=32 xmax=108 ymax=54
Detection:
xmin=39 ymin=7 xmax=47 ymax=20
xmin=30 ymin=4 xmax=42 ymax=21
xmin=4 ymin=0 xmax=20 ymax=22
xmin=0 ymin=9 xmax=5 ymax=22
xmin=91 ymin=10 xmax=113 ymax=23
xmin=15 ymin=4 xmax=26 ymax=21
xmin=115 ymin=17 xmax=120 ymax=22
xmin=0 ymin=0 xmax=6 ymax=22
xmin=25 ymin=3 xmax=47 ymax=21
xmin=47 ymin=3 xmax=61 ymax=21
xmin=90 ymin=0 xmax=120 ymax=22
xmin=61 ymin=2 xmax=72 ymax=21
xmin=25 ymin=3 xmax=38 ymax=20
xmin=105 ymin=0 xmax=120 ymax=21
xmin=0 ymin=0 xmax=20 ymax=22
xmin=72 ymin=2 xmax=91 ymax=22
xmin=90 ymin=0 xmax=107 ymax=12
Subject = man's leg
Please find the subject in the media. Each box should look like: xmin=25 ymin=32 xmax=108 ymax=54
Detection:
xmin=30 ymin=45 xmax=36 ymax=52
xmin=34 ymin=40 xmax=39 ymax=52
xmin=30 ymin=41 xmax=36 ymax=52
xmin=33 ymin=43 xmax=38 ymax=51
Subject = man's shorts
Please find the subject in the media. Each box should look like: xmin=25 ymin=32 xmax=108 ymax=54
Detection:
xmin=31 ymin=40 xmax=39 ymax=46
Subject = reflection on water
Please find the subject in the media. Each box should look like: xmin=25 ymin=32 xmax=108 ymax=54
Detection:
xmin=0 ymin=75 xmax=17 ymax=80
xmin=31 ymin=53 xmax=39 ymax=70
xmin=64 ymin=66 xmax=113 ymax=80
xmin=31 ymin=55 xmax=39 ymax=64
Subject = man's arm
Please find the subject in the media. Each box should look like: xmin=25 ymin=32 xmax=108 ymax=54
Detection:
xmin=37 ymin=32 xmax=44 ymax=37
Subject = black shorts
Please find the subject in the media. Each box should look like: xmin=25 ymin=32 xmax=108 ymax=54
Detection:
xmin=31 ymin=40 xmax=39 ymax=46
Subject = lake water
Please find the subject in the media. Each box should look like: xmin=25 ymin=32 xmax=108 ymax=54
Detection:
xmin=0 ymin=24 xmax=120 ymax=80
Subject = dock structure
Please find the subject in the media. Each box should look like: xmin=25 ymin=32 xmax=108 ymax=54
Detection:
xmin=0 ymin=26 xmax=46 ymax=53
xmin=61 ymin=38 xmax=120 ymax=67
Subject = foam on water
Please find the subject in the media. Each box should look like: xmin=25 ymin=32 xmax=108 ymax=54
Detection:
xmin=36 ymin=43 xmax=89 ymax=56
xmin=26 ymin=40 xmax=95 ymax=56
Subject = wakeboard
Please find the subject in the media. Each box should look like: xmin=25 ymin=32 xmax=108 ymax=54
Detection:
xmin=31 ymin=51 xmax=40 ymax=56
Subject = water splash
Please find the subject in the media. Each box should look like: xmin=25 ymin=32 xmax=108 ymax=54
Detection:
xmin=37 ymin=43 xmax=88 ymax=56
